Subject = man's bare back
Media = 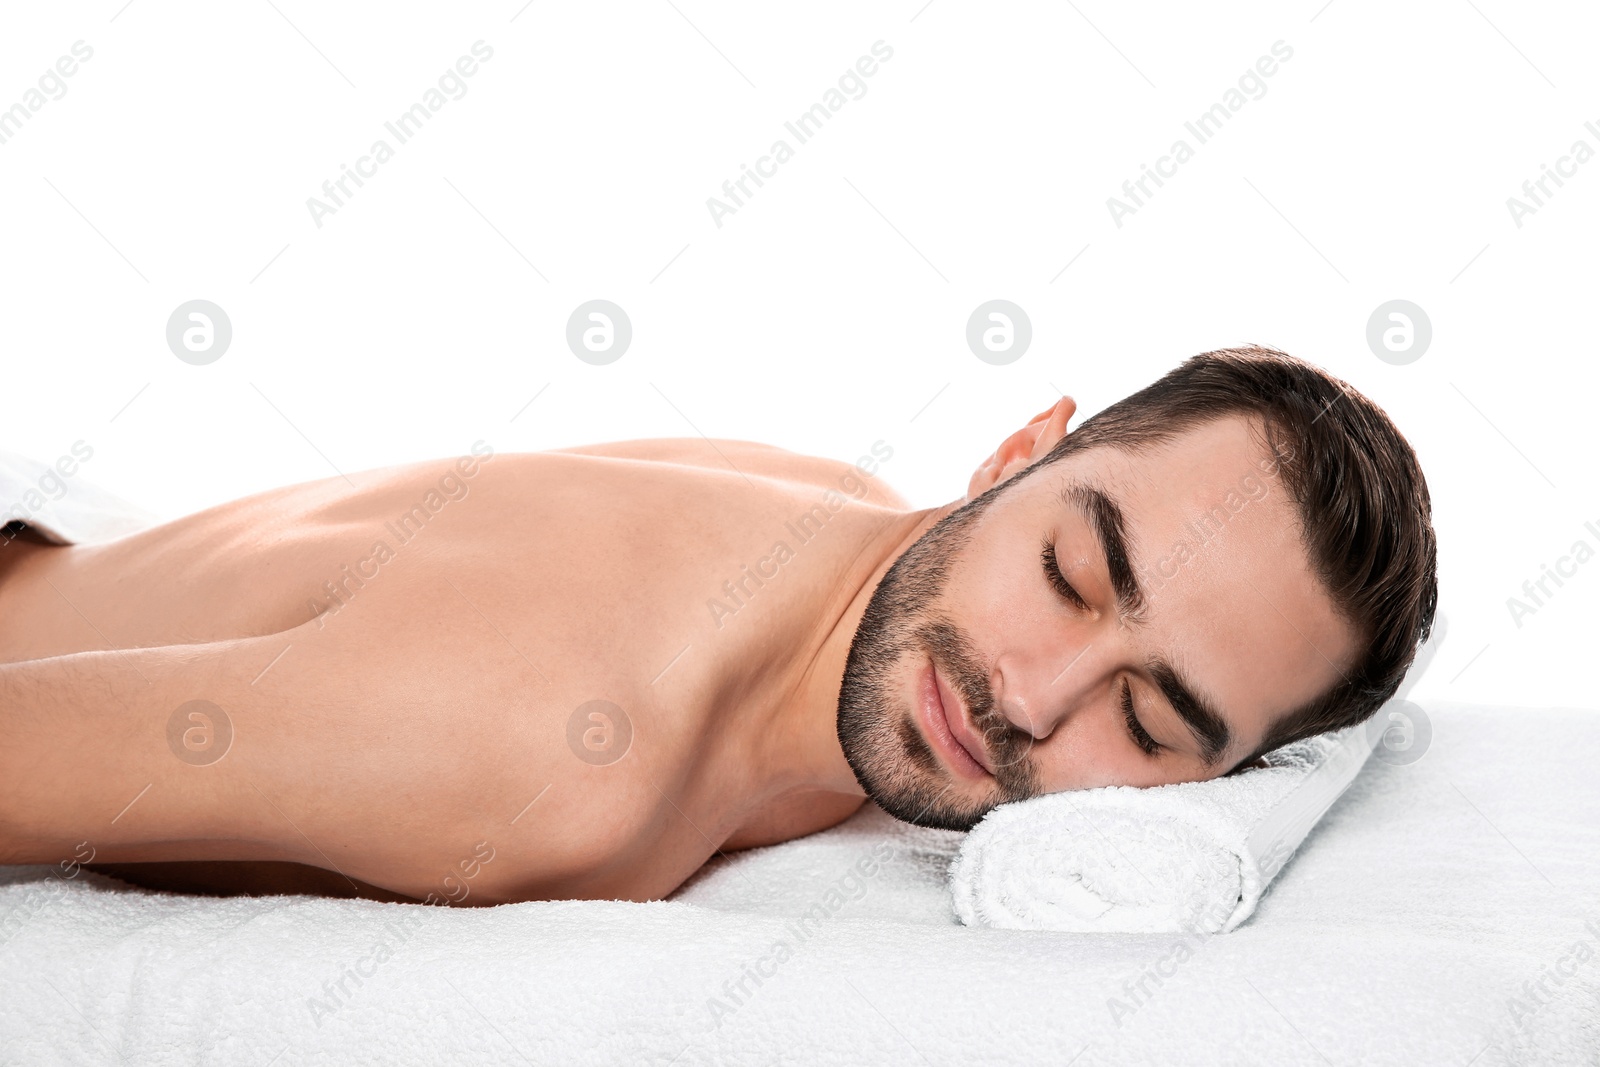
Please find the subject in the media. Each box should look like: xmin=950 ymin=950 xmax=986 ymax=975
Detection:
xmin=0 ymin=438 xmax=917 ymax=904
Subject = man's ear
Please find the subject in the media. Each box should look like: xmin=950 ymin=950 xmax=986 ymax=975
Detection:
xmin=966 ymin=396 xmax=1077 ymax=502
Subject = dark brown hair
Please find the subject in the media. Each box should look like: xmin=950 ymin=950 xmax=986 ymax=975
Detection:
xmin=1034 ymin=344 xmax=1438 ymax=764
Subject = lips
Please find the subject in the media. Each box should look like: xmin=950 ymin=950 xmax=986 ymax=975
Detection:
xmin=918 ymin=656 xmax=994 ymax=779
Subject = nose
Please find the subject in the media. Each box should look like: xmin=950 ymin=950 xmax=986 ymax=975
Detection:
xmin=992 ymin=641 xmax=1102 ymax=740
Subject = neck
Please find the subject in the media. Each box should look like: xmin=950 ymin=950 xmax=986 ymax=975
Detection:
xmin=735 ymin=499 xmax=956 ymax=817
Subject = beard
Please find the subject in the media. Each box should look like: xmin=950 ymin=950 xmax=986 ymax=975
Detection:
xmin=836 ymin=488 xmax=1042 ymax=831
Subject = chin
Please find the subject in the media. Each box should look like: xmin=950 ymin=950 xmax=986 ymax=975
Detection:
xmin=836 ymin=703 xmax=991 ymax=832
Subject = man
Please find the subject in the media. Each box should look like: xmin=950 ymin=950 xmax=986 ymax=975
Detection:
xmin=0 ymin=344 xmax=1437 ymax=905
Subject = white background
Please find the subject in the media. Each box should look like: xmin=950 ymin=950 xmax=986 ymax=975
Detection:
xmin=2 ymin=1 xmax=1595 ymax=711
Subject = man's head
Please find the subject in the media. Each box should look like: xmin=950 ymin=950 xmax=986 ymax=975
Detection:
xmin=837 ymin=345 xmax=1438 ymax=830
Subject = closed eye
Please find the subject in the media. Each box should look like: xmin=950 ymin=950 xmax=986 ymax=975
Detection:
xmin=1040 ymin=535 xmax=1089 ymax=611
xmin=1043 ymin=537 xmax=1160 ymax=757
xmin=1121 ymin=678 xmax=1160 ymax=756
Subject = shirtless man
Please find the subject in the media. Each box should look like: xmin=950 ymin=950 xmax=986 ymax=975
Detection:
xmin=0 ymin=345 xmax=1437 ymax=906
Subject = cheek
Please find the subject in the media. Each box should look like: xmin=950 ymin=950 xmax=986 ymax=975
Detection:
xmin=942 ymin=537 xmax=1054 ymax=646
xmin=1030 ymin=721 xmax=1185 ymax=791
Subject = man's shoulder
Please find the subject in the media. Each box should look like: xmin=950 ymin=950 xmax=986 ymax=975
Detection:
xmin=551 ymin=437 xmax=796 ymax=469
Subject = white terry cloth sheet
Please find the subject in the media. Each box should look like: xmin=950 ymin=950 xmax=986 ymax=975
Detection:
xmin=3 ymin=701 xmax=1598 ymax=1066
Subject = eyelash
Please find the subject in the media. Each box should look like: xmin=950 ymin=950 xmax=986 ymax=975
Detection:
xmin=1121 ymin=678 xmax=1160 ymax=756
xmin=1040 ymin=536 xmax=1089 ymax=611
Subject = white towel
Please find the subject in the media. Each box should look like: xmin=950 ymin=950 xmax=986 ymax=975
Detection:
xmin=949 ymin=721 xmax=1377 ymax=934
xmin=0 ymin=446 xmax=164 ymax=544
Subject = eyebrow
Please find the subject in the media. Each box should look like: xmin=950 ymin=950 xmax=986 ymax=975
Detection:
xmin=1061 ymin=484 xmax=1145 ymax=621
xmin=1149 ymin=662 xmax=1232 ymax=768
xmin=1059 ymin=483 xmax=1233 ymax=767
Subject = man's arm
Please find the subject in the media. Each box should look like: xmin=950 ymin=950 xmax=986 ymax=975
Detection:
xmin=0 ymin=631 xmax=294 ymax=868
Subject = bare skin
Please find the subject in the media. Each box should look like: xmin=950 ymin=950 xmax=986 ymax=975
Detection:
xmin=0 ymin=398 xmax=1358 ymax=905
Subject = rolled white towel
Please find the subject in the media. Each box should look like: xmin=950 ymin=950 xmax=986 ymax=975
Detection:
xmin=949 ymin=721 xmax=1377 ymax=934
